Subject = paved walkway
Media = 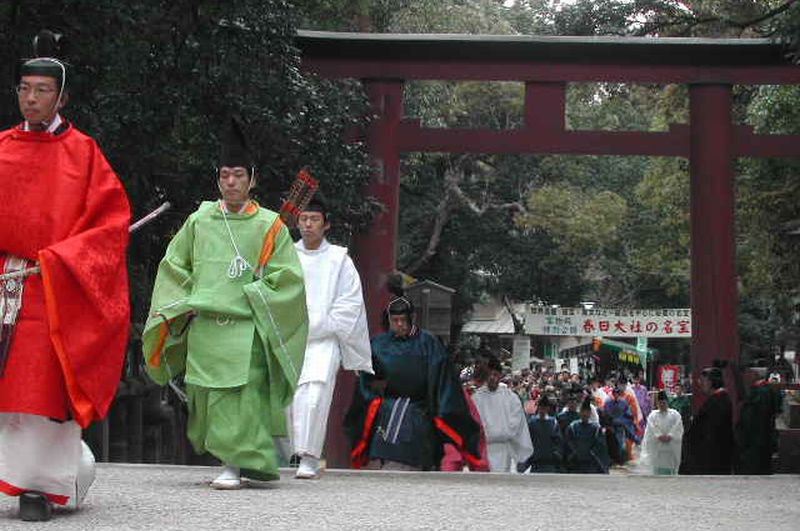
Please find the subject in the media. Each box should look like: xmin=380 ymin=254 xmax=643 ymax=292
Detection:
xmin=1 ymin=464 xmax=799 ymax=530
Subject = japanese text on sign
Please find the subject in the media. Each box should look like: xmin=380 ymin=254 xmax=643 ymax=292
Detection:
xmin=524 ymin=307 xmax=692 ymax=338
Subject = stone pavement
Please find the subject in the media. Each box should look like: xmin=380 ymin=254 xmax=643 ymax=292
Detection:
xmin=1 ymin=464 xmax=799 ymax=530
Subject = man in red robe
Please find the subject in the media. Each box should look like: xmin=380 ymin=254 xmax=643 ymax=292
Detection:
xmin=0 ymin=31 xmax=131 ymax=521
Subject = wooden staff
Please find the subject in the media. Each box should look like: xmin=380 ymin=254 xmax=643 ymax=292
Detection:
xmin=0 ymin=201 xmax=171 ymax=283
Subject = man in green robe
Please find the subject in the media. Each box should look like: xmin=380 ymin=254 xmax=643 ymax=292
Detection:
xmin=143 ymin=118 xmax=307 ymax=489
xmin=668 ymin=382 xmax=692 ymax=428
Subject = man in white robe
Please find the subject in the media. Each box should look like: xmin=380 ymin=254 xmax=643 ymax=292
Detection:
xmin=590 ymin=376 xmax=610 ymax=415
xmin=472 ymin=358 xmax=532 ymax=473
xmin=290 ymin=197 xmax=372 ymax=479
xmin=638 ymin=390 xmax=683 ymax=475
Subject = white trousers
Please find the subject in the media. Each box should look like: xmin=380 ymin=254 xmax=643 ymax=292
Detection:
xmin=0 ymin=413 xmax=94 ymax=507
xmin=290 ymin=358 xmax=340 ymax=459
xmin=487 ymin=441 xmax=517 ymax=473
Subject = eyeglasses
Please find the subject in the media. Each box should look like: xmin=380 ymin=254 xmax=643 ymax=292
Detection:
xmin=15 ymin=84 xmax=57 ymax=96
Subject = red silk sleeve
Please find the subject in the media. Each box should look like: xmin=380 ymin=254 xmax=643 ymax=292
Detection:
xmin=38 ymin=143 xmax=131 ymax=427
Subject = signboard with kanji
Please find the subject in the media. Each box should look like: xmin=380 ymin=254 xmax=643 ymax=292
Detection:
xmin=524 ymin=307 xmax=692 ymax=338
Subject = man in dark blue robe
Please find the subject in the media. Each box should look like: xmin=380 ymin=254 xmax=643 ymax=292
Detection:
xmin=520 ymin=395 xmax=562 ymax=473
xmin=347 ymin=294 xmax=481 ymax=470
xmin=556 ymin=393 xmax=580 ymax=436
xmin=603 ymin=383 xmax=640 ymax=465
xmin=564 ymin=397 xmax=610 ymax=473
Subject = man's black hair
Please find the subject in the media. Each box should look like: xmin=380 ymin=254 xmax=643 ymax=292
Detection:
xmin=701 ymin=360 xmax=727 ymax=389
xmin=486 ymin=356 xmax=503 ymax=373
xmin=303 ymin=195 xmax=329 ymax=221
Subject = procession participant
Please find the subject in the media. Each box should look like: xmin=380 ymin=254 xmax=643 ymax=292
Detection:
xmin=618 ymin=376 xmax=645 ymax=458
xmin=639 ymin=391 xmax=683 ymax=475
xmin=735 ymin=374 xmax=782 ymax=475
xmin=631 ymin=371 xmax=652 ymax=432
xmin=348 ymin=289 xmax=481 ymax=470
xmin=520 ymin=394 xmax=562 ymax=473
xmin=668 ymin=382 xmax=692 ymax=428
xmin=602 ymin=374 xmax=616 ymax=397
xmin=0 ymin=30 xmax=131 ymax=521
xmin=684 ymin=363 xmax=734 ymax=475
xmin=556 ymin=393 xmax=581 ymax=436
xmin=440 ymin=369 xmax=489 ymax=472
xmin=590 ymin=375 xmax=610 ymax=411
xmin=471 ymin=356 xmax=532 ymax=473
xmin=621 ymin=376 xmax=644 ymax=442
xmin=289 ymin=196 xmax=373 ymax=479
xmin=143 ymin=117 xmax=307 ymax=489
xmin=603 ymin=383 xmax=640 ymax=465
xmin=563 ymin=398 xmax=610 ymax=474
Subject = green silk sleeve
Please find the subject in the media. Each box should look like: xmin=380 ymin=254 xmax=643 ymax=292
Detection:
xmin=142 ymin=215 xmax=196 ymax=385
xmin=243 ymin=222 xmax=308 ymax=409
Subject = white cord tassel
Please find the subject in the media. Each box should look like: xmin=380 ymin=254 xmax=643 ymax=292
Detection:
xmin=220 ymin=201 xmax=252 ymax=279
xmin=227 ymin=255 xmax=252 ymax=279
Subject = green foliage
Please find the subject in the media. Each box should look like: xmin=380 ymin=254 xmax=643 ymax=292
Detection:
xmin=518 ymin=184 xmax=629 ymax=258
xmin=629 ymin=157 xmax=690 ymax=304
xmin=568 ymin=83 xmax=670 ymax=132
xmin=408 ymin=81 xmax=525 ymax=130
xmin=296 ymin=0 xmax=517 ymax=33
xmin=735 ymin=83 xmax=800 ymax=357
xmin=398 ymin=154 xmax=586 ymax=320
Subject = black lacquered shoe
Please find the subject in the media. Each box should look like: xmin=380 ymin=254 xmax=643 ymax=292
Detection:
xmin=19 ymin=492 xmax=53 ymax=522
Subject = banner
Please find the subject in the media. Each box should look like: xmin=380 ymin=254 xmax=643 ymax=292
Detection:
xmin=524 ymin=307 xmax=691 ymax=338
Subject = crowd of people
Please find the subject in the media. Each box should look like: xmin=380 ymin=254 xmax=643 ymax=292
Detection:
xmin=452 ymin=356 xmax=783 ymax=478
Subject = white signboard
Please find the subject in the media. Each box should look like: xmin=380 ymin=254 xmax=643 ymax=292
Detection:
xmin=524 ymin=307 xmax=691 ymax=338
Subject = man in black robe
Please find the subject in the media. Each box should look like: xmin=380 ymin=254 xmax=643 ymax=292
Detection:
xmin=735 ymin=374 xmax=782 ymax=474
xmin=685 ymin=365 xmax=735 ymax=474
xmin=347 ymin=293 xmax=481 ymax=470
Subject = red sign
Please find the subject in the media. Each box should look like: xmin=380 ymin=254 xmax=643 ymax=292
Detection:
xmin=657 ymin=365 xmax=682 ymax=391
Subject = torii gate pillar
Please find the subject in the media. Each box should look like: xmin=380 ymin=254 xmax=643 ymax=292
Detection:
xmin=323 ymin=80 xmax=404 ymax=469
xmin=689 ymin=84 xmax=739 ymax=410
xmin=355 ymin=79 xmax=405 ymax=331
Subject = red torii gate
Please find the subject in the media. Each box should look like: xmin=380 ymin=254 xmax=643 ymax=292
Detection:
xmin=296 ymin=30 xmax=800 ymax=468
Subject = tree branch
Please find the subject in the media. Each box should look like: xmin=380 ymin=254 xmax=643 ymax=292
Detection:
xmin=404 ymin=157 xmax=528 ymax=275
xmin=404 ymin=167 xmax=456 ymax=275
xmin=731 ymin=0 xmax=798 ymax=29
xmin=450 ymin=181 xmax=526 ymax=216
xmin=634 ymin=0 xmax=799 ymax=37
xmin=633 ymin=16 xmax=719 ymax=37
